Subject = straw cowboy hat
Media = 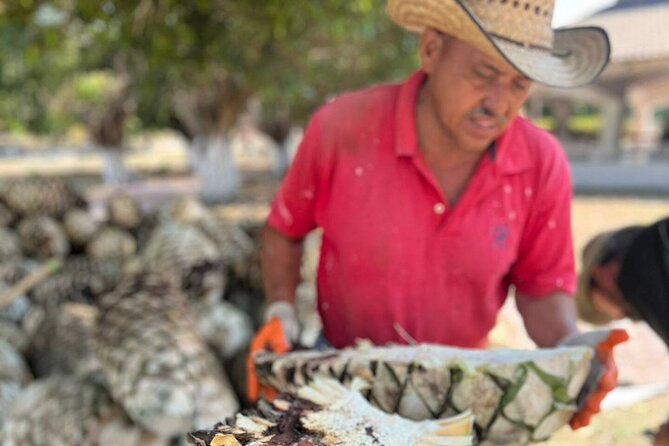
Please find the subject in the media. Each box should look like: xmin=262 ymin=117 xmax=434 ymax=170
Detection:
xmin=386 ymin=0 xmax=610 ymax=88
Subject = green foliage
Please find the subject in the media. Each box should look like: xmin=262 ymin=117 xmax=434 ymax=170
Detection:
xmin=655 ymin=106 xmax=669 ymax=122
xmin=0 ymin=0 xmax=421 ymax=140
xmin=72 ymin=72 xmax=114 ymax=104
xmin=535 ymin=106 xmax=603 ymax=137
xmin=256 ymin=0 xmax=419 ymax=132
xmin=49 ymin=70 xmax=128 ymax=133
xmin=534 ymin=115 xmax=603 ymax=134
xmin=568 ymin=114 xmax=603 ymax=135
xmin=0 ymin=2 xmax=79 ymax=133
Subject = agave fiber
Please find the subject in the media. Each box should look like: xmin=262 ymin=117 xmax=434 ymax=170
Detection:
xmin=189 ymin=377 xmax=475 ymax=446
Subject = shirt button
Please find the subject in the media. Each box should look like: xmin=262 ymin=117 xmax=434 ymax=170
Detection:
xmin=433 ymin=203 xmax=446 ymax=215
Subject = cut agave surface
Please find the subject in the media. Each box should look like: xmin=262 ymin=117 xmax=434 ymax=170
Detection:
xmin=188 ymin=377 xmax=475 ymax=446
xmin=254 ymin=344 xmax=593 ymax=444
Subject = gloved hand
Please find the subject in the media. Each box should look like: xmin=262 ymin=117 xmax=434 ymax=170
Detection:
xmin=246 ymin=301 xmax=299 ymax=402
xmin=263 ymin=300 xmax=300 ymax=343
xmin=560 ymin=328 xmax=630 ymax=429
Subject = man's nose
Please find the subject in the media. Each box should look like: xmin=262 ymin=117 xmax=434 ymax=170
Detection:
xmin=481 ymin=83 xmax=508 ymax=116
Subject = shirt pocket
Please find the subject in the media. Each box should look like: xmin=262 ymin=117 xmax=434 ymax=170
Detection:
xmin=449 ymin=191 xmax=521 ymax=281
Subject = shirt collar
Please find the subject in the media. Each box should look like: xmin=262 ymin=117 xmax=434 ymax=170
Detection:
xmin=394 ymin=70 xmax=534 ymax=174
xmin=394 ymin=70 xmax=425 ymax=157
xmin=492 ymin=118 xmax=536 ymax=175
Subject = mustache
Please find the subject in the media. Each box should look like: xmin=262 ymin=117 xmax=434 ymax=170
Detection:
xmin=468 ymin=108 xmax=508 ymax=125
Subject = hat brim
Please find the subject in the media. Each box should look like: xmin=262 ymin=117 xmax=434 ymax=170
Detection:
xmin=387 ymin=0 xmax=610 ymax=88
xmin=575 ymin=232 xmax=616 ymax=325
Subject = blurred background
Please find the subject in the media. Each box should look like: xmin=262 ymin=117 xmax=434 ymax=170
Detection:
xmin=0 ymin=0 xmax=667 ymax=445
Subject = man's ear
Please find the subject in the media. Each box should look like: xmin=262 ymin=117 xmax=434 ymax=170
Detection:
xmin=591 ymin=265 xmax=612 ymax=292
xmin=419 ymin=28 xmax=446 ymax=74
xmin=592 ymin=262 xmax=622 ymax=294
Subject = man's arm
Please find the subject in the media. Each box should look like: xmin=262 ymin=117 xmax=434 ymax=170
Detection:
xmin=247 ymin=225 xmax=305 ymax=402
xmin=515 ymin=291 xmax=579 ymax=347
xmin=261 ymin=224 xmax=304 ymax=305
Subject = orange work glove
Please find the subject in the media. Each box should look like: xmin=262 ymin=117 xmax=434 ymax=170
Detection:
xmin=560 ymin=329 xmax=630 ymax=430
xmin=246 ymin=301 xmax=298 ymax=402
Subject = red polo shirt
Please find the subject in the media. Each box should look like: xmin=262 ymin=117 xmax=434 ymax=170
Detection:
xmin=268 ymin=70 xmax=576 ymax=349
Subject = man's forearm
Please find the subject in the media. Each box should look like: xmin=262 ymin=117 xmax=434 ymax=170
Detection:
xmin=516 ymin=291 xmax=579 ymax=347
xmin=261 ymin=224 xmax=304 ymax=305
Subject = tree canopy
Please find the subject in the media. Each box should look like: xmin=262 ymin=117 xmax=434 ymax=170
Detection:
xmin=1 ymin=0 xmax=419 ymax=136
xmin=0 ymin=0 xmax=420 ymax=198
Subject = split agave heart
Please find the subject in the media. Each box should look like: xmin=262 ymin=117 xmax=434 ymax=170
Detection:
xmin=253 ymin=343 xmax=593 ymax=445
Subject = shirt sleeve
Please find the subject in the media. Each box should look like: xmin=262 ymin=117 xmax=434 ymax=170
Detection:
xmin=509 ymin=138 xmax=576 ymax=298
xmin=267 ymin=109 xmax=328 ymax=240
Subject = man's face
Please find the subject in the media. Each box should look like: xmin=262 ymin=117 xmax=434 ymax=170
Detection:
xmin=419 ymin=30 xmax=532 ymax=154
xmin=590 ymin=261 xmax=628 ymax=320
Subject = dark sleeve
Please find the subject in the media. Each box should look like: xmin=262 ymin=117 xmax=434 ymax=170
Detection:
xmin=617 ymin=217 xmax=669 ymax=347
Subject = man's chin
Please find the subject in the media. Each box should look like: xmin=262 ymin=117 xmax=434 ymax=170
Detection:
xmin=460 ymin=137 xmax=496 ymax=156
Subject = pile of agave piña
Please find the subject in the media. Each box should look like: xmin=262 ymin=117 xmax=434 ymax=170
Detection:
xmin=0 ymin=176 xmax=272 ymax=445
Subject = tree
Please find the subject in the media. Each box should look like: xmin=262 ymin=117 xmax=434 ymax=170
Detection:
xmin=0 ymin=0 xmax=421 ymax=199
xmin=0 ymin=3 xmax=77 ymax=135
xmin=256 ymin=0 xmax=419 ymax=175
xmin=123 ymin=0 xmax=418 ymax=200
xmin=126 ymin=1 xmax=333 ymax=201
xmin=51 ymin=71 xmax=135 ymax=184
xmin=0 ymin=2 xmax=139 ymax=183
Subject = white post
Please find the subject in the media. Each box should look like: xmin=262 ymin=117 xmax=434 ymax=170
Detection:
xmin=197 ymin=136 xmax=240 ymax=203
xmin=101 ymin=149 xmax=131 ymax=185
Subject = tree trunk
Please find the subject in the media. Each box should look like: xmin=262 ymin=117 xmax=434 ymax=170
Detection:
xmin=195 ymin=135 xmax=239 ymax=203
xmin=189 ymin=135 xmax=207 ymax=173
xmin=259 ymin=109 xmax=293 ymax=177
xmin=101 ymin=148 xmax=131 ymax=185
xmin=274 ymin=138 xmax=291 ymax=177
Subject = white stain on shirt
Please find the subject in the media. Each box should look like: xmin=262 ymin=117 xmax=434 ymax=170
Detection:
xmin=504 ymin=184 xmax=513 ymax=194
xmin=277 ymin=196 xmax=294 ymax=227
xmin=325 ymin=257 xmax=335 ymax=272
xmin=355 ymin=166 xmax=364 ymax=177
xmin=524 ymin=187 xmax=533 ymax=198
xmin=548 ymin=219 xmax=557 ymax=229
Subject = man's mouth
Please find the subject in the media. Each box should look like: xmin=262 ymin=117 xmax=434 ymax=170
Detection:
xmin=467 ymin=108 xmax=507 ymax=137
xmin=471 ymin=115 xmax=499 ymax=131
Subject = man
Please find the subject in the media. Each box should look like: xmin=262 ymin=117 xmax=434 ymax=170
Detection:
xmin=576 ymin=217 xmax=669 ymax=445
xmin=249 ymin=0 xmax=621 ymax=429
xmin=577 ymin=217 xmax=669 ymax=346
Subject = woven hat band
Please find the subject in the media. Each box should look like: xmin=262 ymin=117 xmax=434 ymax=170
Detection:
xmin=464 ymin=0 xmax=555 ymax=48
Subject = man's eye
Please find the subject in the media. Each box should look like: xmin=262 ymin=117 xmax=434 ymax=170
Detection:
xmin=514 ymin=79 xmax=531 ymax=91
xmin=475 ymin=69 xmax=496 ymax=80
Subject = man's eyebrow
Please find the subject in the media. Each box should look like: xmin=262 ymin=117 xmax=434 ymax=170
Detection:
xmin=480 ymin=62 xmax=501 ymax=74
xmin=479 ymin=61 xmax=531 ymax=82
